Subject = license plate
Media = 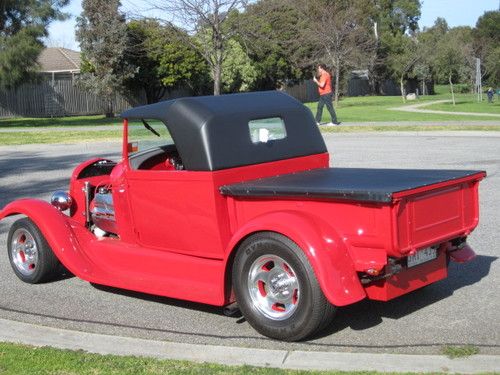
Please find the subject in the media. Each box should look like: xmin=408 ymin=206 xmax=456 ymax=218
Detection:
xmin=407 ymin=247 xmax=438 ymax=268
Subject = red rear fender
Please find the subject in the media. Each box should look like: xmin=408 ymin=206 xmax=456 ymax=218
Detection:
xmin=225 ymin=211 xmax=366 ymax=306
xmin=0 ymin=199 xmax=97 ymax=278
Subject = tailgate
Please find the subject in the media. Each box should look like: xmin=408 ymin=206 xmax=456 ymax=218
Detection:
xmin=392 ymin=173 xmax=485 ymax=254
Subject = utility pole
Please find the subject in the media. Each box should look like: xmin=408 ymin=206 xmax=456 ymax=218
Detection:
xmin=475 ymin=57 xmax=482 ymax=102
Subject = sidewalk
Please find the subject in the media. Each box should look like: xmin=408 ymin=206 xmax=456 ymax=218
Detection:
xmin=390 ymin=99 xmax=500 ymax=118
xmin=0 ymin=318 xmax=498 ymax=374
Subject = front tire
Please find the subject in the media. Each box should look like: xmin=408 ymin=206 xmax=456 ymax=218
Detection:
xmin=7 ymin=217 xmax=60 ymax=284
xmin=232 ymin=232 xmax=336 ymax=341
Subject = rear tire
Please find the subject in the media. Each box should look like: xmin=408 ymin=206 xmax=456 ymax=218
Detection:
xmin=232 ymin=232 xmax=336 ymax=341
xmin=7 ymin=217 xmax=60 ymax=284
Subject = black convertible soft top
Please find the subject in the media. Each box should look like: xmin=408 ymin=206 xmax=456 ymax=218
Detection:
xmin=121 ymin=91 xmax=327 ymax=171
xmin=220 ymin=168 xmax=486 ymax=203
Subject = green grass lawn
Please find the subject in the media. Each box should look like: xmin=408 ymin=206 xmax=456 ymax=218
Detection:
xmin=307 ymin=93 xmax=500 ymax=123
xmin=0 ymin=342 xmax=457 ymax=375
xmin=0 ymin=130 xmax=123 ymax=145
xmin=425 ymin=95 xmax=500 ymax=114
xmin=0 ymin=115 xmax=122 ymax=128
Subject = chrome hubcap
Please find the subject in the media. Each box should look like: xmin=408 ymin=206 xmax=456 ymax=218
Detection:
xmin=10 ymin=229 xmax=38 ymax=276
xmin=248 ymin=255 xmax=300 ymax=321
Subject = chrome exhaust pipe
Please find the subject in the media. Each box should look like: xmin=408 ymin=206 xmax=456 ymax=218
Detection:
xmin=223 ymin=302 xmax=240 ymax=317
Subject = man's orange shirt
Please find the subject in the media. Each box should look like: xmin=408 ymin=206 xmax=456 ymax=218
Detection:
xmin=318 ymin=71 xmax=332 ymax=95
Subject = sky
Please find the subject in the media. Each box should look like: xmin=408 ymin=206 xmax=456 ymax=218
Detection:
xmin=46 ymin=0 xmax=500 ymax=51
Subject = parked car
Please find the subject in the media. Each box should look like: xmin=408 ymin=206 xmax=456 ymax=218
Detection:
xmin=0 ymin=91 xmax=486 ymax=341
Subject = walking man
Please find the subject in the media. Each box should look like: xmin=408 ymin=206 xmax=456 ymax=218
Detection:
xmin=313 ymin=64 xmax=340 ymax=126
xmin=487 ymin=87 xmax=494 ymax=103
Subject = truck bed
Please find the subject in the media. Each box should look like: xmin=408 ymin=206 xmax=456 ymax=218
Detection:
xmin=220 ymin=168 xmax=485 ymax=203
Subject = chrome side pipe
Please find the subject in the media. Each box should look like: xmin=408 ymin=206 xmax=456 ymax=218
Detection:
xmin=83 ymin=181 xmax=91 ymax=228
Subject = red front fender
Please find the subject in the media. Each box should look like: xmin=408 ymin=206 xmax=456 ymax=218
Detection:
xmin=0 ymin=199 xmax=98 ymax=279
xmin=225 ymin=211 xmax=366 ymax=307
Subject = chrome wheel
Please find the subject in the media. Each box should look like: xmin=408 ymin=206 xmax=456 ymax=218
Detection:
xmin=10 ymin=228 xmax=38 ymax=276
xmin=247 ymin=254 xmax=300 ymax=321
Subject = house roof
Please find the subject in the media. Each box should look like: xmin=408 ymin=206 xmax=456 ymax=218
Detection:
xmin=37 ymin=48 xmax=81 ymax=73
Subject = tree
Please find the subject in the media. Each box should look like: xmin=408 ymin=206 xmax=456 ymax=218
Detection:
xmin=449 ymin=27 xmax=475 ymax=92
xmin=386 ymin=34 xmax=421 ymax=102
xmin=236 ymin=0 xmax=309 ymax=90
xmin=415 ymin=18 xmax=450 ymax=95
xmin=76 ymin=0 xmax=135 ymax=116
xmin=484 ymin=46 xmax=500 ymax=86
xmin=126 ymin=20 xmax=209 ymax=103
xmin=366 ymin=0 xmax=422 ymax=93
xmin=153 ymin=31 xmax=210 ymax=96
xmin=474 ymin=11 xmax=500 ymax=46
xmin=435 ymin=29 xmax=472 ymax=105
xmin=374 ymin=0 xmax=421 ymax=36
xmin=221 ymin=39 xmax=258 ymax=92
xmin=474 ymin=11 xmax=500 ymax=87
xmin=297 ymin=0 xmax=376 ymax=103
xmin=125 ymin=20 xmax=164 ymax=104
xmin=142 ymin=0 xmax=248 ymax=95
xmin=0 ymin=0 xmax=69 ymax=87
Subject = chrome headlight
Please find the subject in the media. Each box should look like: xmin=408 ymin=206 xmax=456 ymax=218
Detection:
xmin=50 ymin=191 xmax=73 ymax=211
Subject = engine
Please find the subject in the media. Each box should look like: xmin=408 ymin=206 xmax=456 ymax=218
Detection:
xmin=89 ymin=186 xmax=117 ymax=235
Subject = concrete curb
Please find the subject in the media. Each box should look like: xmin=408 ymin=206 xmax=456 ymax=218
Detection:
xmin=0 ymin=318 xmax=498 ymax=373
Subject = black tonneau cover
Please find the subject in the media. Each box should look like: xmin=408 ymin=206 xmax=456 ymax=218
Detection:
xmin=220 ymin=168 xmax=485 ymax=203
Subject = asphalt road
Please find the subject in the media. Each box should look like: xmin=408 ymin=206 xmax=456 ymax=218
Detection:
xmin=0 ymin=132 xmax=498 ymax=355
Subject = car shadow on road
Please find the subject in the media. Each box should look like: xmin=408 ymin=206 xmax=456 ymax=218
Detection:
xmin=0 ymin=256 xmax=495 ymax=347
xmin=90 ymin=283 xmax=230 ymax=317
xmin=312 ymin=254 xmax=497 ymax=340
xmin=88 ymin=255 xmax=497 ymax=344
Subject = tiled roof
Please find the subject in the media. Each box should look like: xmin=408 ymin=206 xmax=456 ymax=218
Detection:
xmin=37 ymin=47 xmax=81 ymax=73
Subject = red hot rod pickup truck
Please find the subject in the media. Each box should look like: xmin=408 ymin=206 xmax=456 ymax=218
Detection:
xmin=0 ymin=91 xmax=486 ymax=341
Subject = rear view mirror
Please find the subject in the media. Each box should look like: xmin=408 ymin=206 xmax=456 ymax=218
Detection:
xmin=127 ymin=142 xmax=138 ymax=153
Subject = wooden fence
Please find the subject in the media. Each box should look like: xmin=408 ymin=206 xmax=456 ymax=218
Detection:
xmin=0 ymin=75 xmax=188 ymax=118
xmin=283 ymin=80 xmax=319 ymax=103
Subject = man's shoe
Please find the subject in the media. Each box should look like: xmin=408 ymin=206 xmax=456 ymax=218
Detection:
xmin=333 ymin=121 xmax=341 ymax=126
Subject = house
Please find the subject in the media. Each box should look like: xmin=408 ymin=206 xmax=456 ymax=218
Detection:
xmin=0 ymin=47 xmax=131 ymax=118
xmin=0 ymin=47 xmax=183 ymax=118
xmin=37 ymin=47 xmax=81 ymax=82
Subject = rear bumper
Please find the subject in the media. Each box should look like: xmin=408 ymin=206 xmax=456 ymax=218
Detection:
xmin=363 ymin=242 xmax=476 ymax=302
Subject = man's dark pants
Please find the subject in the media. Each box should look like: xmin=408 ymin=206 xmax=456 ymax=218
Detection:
xmin=315 ymin=93 xmax=338 ymax=124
